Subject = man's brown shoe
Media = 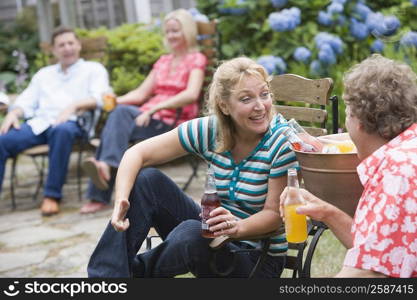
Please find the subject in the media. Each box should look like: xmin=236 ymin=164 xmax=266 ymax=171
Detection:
xmin=40 ymin=197 xmax=59 ymax=216
xmin=80 ymin=201 xmax=110 ymax=214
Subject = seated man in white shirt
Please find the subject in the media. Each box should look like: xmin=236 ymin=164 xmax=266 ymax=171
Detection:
xmin=0 ymin=26 xmax=109 ymax=216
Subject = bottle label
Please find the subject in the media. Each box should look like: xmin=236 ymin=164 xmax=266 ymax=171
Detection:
xmin=201 ymin=222 xmax=209 ymax=230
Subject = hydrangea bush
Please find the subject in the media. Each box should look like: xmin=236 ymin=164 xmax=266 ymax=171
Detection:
xmin=196 ymin=0 xmax=417 ymax=130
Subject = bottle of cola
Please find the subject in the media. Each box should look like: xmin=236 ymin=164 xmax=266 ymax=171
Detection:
xmin=201 ymin=165 xmax=220 ymax=238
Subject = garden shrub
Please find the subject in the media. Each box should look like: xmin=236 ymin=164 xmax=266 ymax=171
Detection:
xmin=0 ymin=7 xmax=39 ymax=93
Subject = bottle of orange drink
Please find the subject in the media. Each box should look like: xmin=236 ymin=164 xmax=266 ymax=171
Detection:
xmin=284 ymin=168 xmax=307 ymax=243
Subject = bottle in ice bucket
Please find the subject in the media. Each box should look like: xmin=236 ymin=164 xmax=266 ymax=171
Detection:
xmin=288 ymin=119 xmax=323 ymax=152
xmin=284 ymin=168 xmax=308 ymax=243
xmin=282 ymin=127 xmax=317 ymax=152
xmin=201 ymin=165 xmax=221 ymax=238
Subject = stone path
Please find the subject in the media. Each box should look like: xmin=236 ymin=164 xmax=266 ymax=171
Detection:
xmin=0 ymin=153 xmax=205 ymax=277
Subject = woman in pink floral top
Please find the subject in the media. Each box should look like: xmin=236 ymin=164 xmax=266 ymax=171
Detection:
xmin=280 ymin=54 xmax=417 ymax=278
xmin=81 ymin=9 xmax=207 ymax=214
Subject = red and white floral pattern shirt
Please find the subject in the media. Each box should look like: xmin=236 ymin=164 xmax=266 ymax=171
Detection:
xmin=344 ymin=123 xmax=417 ymax=278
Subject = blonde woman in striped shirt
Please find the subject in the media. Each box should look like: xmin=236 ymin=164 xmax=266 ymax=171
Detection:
xmin=88 ymin=56 xmax=299 ymax=278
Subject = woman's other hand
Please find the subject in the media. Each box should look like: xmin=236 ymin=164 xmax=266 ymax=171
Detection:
xmin=206 ymin=207 xmax=240 ymax=238
xmin=111 ymin=198 xmax=130 ymax=232
xmin=135 ymin=111 xmax=152 ymax=127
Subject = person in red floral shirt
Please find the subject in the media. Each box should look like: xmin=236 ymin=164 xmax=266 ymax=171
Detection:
xmin=280 ymin=54 xmax=417 ymax=278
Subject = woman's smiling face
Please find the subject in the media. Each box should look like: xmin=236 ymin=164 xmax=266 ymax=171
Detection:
xmin=220 ymin=75 xmax=272 ymax=139
xmin=164 ymin=18 xmax=187 ymax=51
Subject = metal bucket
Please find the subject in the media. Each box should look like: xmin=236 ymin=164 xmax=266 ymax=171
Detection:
xmin=294 ymin=135 xmax=363 ymax=217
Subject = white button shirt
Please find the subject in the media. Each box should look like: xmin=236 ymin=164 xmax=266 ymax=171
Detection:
xmin=12 ymin=59 xmax=109 ymax=135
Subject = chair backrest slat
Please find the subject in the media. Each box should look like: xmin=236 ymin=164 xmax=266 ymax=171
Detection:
xmin=271 ymin=74 xmax=333 ymax=106
xmin=274 ymin=105 xmax=328 ymax=123
xmin=270 ymin=73 xmax=335 ymax=137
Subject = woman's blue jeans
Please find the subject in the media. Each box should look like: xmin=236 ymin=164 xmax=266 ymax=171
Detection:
xmin=87 ymin=168 xmax=285 ymax=278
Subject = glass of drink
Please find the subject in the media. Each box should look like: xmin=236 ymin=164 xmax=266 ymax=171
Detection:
xmin=102 ymin=89 xmax=117 ymax=112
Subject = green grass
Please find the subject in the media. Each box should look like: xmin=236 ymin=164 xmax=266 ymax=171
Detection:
xmin=281 ymin=229 xmax=346 ymax=278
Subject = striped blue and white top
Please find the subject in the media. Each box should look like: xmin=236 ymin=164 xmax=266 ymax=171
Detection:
xmin=178 ymin=113 xmax=299 ymax=256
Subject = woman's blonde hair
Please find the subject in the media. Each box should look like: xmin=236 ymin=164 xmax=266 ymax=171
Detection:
xmin=205 ymin=56 xmax=273 ymax=152
xmin=343 ymin=54 xmax=417 ymax=140
xmin=163 ymin=9 xmax=198 ymax=52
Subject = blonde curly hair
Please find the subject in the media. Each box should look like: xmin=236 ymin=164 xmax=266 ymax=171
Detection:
xmin=343 ymin=54 xmax=417 ymax=140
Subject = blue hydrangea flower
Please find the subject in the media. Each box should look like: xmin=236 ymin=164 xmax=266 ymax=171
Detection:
xmin=400 ymin=31 xmax=417 ymax=47
xmin=355 ymin=2 xmax=372 ymax=21
xmin=332 ymin=0 xmax=347 ymax=4
xmin=337 ymin=15 xmax=347 ymax=26
xmin=350 ymin=18 xmax=369 ymax=40
xmin=188 ymin=8 xmax=209 ymax=23
xmin=293 ymin=47 xmax=311 ymax=64
xmin=309 ymin=60 xmax=325 ymax=77
xmin=314 ymin=32 xmax=343 ymax=55
xmin=318 ymin=11 xmax=333 ymax=26
xmin=257 ymin=55 xmax=286 ymax=75
xmin=327 ymin=2 xmax=344 ymax=14
xmin=270 ymin=0 xmax=287 ymax=8
xmin=370 ymin=40 xmax=385 ymax=53
xmin=274 ymin=57 xmax=287 ymax=74
xmin=411 ymin=0 xmax=417 ymax=6
xmin=382 ymin=16 xmax=400 ymax=36
xmin=268 ymin=7 xmax=301 ymax=32
xmin=366 ymin=12 xmax=385 ymax=35
xmin=318 ymin=44 xmax=337 ymax=65
xmin=229 ymin=7 xmax=248 ymax=15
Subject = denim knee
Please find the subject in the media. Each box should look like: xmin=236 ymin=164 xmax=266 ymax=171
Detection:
xmin=136 ymin=167 xmax=164 ymax=185
xmin=166 ymin=219 xmax=207 ymax=250
xmin=108 ymin=105 xmax=134 ymax=121
xmin=49 ymin=123 xmax=78 ymax=140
